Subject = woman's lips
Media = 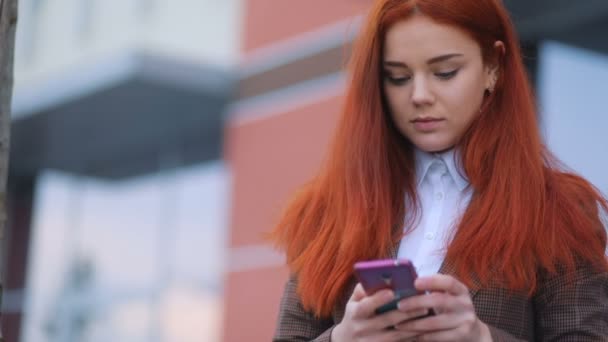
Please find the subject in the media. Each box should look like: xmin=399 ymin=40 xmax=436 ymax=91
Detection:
xmin=412 ymin=118 xmax=445 ymax=131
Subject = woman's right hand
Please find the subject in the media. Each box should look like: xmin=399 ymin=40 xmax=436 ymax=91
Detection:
xmin=331 ymin=283 xmax=429 ymax=342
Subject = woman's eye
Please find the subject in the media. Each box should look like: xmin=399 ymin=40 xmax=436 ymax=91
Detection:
xmin=385 ymin=74 xmax=411 ymax=85
xmin=435 ymin=69 xmax=459 ymax=80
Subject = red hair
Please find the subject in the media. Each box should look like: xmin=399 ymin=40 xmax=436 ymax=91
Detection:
xmin=270 ymin=0 xmax=608 ymax=318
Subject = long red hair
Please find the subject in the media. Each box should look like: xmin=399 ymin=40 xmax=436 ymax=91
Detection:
xmin=270 ymin=0 xmax=608 ymax=318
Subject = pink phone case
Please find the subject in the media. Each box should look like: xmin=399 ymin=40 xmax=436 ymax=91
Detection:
xmin=354 ymin=259 xmax=428 ymax=315
xmin=354 ymin=259 xmax=419 ymax=295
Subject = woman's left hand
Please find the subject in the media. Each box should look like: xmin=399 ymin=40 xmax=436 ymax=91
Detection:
xmin=394 ymin=274 xmax=492 ymax=342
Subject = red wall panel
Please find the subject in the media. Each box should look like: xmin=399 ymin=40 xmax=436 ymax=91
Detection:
xmin=244 ymin=0 xmax=370 ymax=52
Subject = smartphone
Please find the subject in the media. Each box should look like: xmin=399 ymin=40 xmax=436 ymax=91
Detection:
xmin=354 ymin=258 xmax=433 ymax=316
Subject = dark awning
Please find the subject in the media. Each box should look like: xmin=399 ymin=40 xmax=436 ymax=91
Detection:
xmin=11 ymin=51 xmax=234 ymax=179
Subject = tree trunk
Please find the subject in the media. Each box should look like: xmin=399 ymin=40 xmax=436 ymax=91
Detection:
xmin=0 ymin=0 xmax=18 ymax=339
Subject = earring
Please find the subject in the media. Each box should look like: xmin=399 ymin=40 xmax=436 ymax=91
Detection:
xmin=488 ymin=75 xmax=498 ymax=93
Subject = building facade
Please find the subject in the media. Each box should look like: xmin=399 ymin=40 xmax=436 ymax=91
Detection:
xmin=5 ymin=0 xmax=241 ymax=341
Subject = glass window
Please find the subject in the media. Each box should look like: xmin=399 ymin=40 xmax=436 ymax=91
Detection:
xmin=22 ymin=161 xmax=229 ymax=342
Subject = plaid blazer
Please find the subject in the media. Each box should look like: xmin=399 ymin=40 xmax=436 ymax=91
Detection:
xmin=273 ymin=259 xmax=608 ymax=341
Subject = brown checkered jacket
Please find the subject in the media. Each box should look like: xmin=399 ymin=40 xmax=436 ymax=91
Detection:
xmin=273 ymin=259 xmax=608 ymax=341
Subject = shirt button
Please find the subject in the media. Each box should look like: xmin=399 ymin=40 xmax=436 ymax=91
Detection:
xmin=435 ymin=192 xmax=444 ymax=200
xmin=425 ymin=232 xmax=435 ymax=240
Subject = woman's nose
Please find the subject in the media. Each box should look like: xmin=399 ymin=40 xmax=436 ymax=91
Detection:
xmin=411 ymin=76 xmax=435 ymax=106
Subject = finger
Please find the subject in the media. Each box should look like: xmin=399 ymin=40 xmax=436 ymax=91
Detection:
xmin=415 ymin=275 xmax=469 ymax=296
xmin=353 ymin=288 xmax=395 ymax=318
xmin=351 ymin=283 xmax=367 ymax=302
xmin=369 ymin=327 xmax=420 ymax=342
xmin=396 ymin=308 xmax=432 ymax=323
xmin=400 ymin=289 xmax=475 ymax=317
xmin=416 ymin=325 xmax=470 ymax=341
xmin=366 ymin=306 xmax=432 ymax=331
xmin=396 ymin=312 xmax=468 ymax=333
xmin=397 ymin=292 xmax=449 ymax=313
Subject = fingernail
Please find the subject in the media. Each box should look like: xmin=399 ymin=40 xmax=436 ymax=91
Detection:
xmin=397 ymin=299 xmax=406 ymax=311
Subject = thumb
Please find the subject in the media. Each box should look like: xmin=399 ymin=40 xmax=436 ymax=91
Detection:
xmin=350 ymin=283 xmax=367 ymax=302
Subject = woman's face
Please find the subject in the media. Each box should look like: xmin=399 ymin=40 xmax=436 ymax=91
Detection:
xmin=382 ymin=15 xmax=498 ymax=153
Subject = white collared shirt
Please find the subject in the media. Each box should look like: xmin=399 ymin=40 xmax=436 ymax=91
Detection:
xmin=397 ymin=148 xmax=472 ymax=276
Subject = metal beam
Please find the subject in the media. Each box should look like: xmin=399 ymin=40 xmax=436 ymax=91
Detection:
xmin=506 ymin=0 xmax=608 ymax=39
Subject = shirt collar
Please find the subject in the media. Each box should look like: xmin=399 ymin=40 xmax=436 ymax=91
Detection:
xmin=414 ymin=148 xmax=469 ymax=191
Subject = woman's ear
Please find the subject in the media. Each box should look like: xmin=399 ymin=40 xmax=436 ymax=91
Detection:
xmin=486 ymin=41 xmax=505 ymax=93
xmin=494 ymin=40 xmax=506 ymax=57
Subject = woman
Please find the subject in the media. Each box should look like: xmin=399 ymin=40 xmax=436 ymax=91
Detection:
xmin=271 ymin=0 xmax=608 ymax=341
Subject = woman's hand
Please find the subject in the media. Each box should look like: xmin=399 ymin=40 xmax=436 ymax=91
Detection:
xmin=331 ymin=283 xmax=429 ymax=342
xmin=394 ymin=274 xmax=492 ymax=341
